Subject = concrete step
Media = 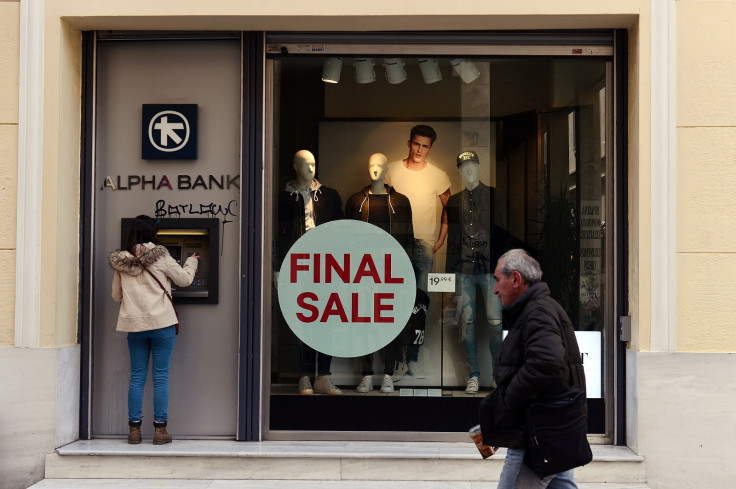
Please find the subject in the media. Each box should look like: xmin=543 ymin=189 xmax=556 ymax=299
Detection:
xmin=38 ymin=440 xmax=646 ymax=486
xmin=31 ymin=482 xmax=651 ymax=489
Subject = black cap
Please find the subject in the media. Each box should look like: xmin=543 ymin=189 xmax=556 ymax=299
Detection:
xmin=457 ymin=150 xmax=480 ymax=167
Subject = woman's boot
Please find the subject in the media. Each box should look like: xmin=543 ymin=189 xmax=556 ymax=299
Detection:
xmin=128 ymin=420 xmax=142 ymax=444
xmin=153 ymin=421 xmax=172 ymax=445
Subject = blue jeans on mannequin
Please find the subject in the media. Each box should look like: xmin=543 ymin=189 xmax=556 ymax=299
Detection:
xmin=127 ymin=325 xmax=176 ymax=424
xmin=498 ymin=448 xmax=578 ymax=489
xmin=408 ymin=239 xmax=434 ymax=363
xmin=456 ymin=273 xmax=502 ymax=378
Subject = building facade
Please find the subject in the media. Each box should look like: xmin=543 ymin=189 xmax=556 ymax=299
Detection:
xmin=0 ymin=1 xmax=734 ymax=488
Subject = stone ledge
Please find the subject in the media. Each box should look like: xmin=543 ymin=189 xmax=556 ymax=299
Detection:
xmin=32 ymin=480 xmax=651 ymax=489
xmin=47 ymin=440 xmax=645 ymax=483
xmin=57 ymin=439 xmax=642 ymax=461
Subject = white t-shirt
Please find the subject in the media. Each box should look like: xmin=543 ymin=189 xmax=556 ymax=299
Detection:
xmin=387 ymin=160 xmax=451 ymax=242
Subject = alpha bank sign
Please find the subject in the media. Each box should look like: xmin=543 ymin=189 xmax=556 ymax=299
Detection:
xmin=142 ymin=104 xmax=197 ymax=160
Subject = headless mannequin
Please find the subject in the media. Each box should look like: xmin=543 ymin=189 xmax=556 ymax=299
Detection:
xmin=369 ymin=153 xmax=388 ymax=195
xmin=361 ymin=153 xmax=391 ymax=234
xmin=459 ymin=158 xmax=481 ymax=192
xmin=345 ymin=152 xmax=413 ymax=245
xmin=276 ymin=149 xmax=344 ymax=395
xmin=346 ymin=153 xmax=416 ymax=392
xmin=293 ymin=149 xmax=316 ymax=189
xmin=274 ymin=150 xmax=317 ymax=287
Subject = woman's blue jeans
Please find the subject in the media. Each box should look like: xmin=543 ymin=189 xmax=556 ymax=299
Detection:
xmin=498 ymin=448 xmax=578 ymax=489
xmin=127 ymin=326 xmax=176 ymax=424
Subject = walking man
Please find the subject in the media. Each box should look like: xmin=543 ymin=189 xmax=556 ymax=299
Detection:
xmin=490 ymin=249 xmax=586 ymax=489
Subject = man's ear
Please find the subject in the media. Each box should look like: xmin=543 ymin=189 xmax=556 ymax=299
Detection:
xmin=511 ymin=270 xmax=523 ymax=287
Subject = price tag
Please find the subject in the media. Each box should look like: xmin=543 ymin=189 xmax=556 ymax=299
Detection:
xmin=427 ymin=273 xmax=455 ymax=292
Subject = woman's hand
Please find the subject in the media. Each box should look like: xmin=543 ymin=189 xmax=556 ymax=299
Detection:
xmin=191 ymin=253 xmax=200 ymax=259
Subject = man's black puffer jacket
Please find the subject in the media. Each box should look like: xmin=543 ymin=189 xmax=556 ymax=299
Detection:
xmin=482 ymin=282 xmax=585 ymax=448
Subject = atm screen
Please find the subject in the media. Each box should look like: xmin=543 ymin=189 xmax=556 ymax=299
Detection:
xmin=157 ymin=230 xmax=210 ymax=299
xmin=167 ymin=245 xmax=183 ymax=265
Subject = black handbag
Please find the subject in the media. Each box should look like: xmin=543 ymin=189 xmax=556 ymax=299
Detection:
xmin=523 ymin=385 xmax=592 ymax=477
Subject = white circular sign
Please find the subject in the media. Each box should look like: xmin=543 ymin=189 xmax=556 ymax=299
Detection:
xmin=278 ymin=220 xmax=416 ymax=358
xmin=148 ymin=110 xmax=190 ymax=152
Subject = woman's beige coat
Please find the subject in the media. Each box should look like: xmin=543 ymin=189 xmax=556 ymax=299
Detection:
xmin=110 ymin=243 xmax=198 ymax=332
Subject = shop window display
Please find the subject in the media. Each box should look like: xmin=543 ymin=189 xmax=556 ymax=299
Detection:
xmin=268 ymin=55 xmax=608 ymax=434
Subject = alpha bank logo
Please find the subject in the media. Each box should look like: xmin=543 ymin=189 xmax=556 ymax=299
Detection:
xmin=142 ymin=104 xmax=197 ymax=160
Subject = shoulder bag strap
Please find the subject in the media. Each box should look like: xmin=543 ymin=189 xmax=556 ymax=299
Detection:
xmin=144 ymin=268 xmax=179 ymax=321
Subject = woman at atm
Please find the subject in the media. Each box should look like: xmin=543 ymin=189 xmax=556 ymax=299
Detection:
xmin=109 ymin=215 xmax=199 ymax=445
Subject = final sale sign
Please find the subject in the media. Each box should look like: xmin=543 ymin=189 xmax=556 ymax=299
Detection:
xmin=277 ymin=220 xmax=416 ymax=358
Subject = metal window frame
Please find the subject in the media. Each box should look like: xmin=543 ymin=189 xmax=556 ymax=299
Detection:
xmin=238 ymin=32 xmax=265 ymax=441
xmin=260 ymin=30 xmax=625 ymax=444
xmin=265 ymin=30 xmax=613 ymax=57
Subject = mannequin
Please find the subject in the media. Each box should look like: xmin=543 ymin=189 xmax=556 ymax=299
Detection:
xmin=345 ymin=153 xmax=415 ymax=393
xmin=293 ymin=149 xmax=316 ymax=187
xmin=368 ymin=153 xmax=389 ymax=195
xmin=277 ymin=149 xmax=344 ymax=396
xmin=345 ymin=153 xmax=414 ymax=247
xmin=445 ymin=151 xmax=503 ymax=394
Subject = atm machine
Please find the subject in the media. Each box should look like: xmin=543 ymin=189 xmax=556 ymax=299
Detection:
xmin=121 ymin=217 xmax=219 ymax=304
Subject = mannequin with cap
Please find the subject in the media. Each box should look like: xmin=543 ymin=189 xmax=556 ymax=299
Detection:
xmin=445 ymin=150 xmax=503 ymax=395
xmin=276 ymin=149 xmax=344 ymax=396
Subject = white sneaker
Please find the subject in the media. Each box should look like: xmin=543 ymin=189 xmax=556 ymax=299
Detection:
xmin=380 ymin=374 xmax=394 ymax=393
xmin=356 ymin=375 xmax=373 ymax=393
xmin=465 ymin=376 xmax=479 ymax=394
xmin=391 ymin=361 xmax=408 ymax=382
xmin=298 ymin=375 xmax=313 ymax=395
xmin=314 ymin=375 xmax=343 ymax=395
xmin=408 ymin=361 xmax=426 ymax=379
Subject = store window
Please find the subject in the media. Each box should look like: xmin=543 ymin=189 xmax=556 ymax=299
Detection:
xmin=266 ymin=46 xmax=611 ymax=437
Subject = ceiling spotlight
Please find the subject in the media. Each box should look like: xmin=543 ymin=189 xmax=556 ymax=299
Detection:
xmin=353 ymin=58 xmax=376 ymax=84
xmin=418 ymin=58 xmax=442 ymax=84
xmin=451 ymin=58 xmax=480 ymax=84
xmin=383 ymin=58 xmax=407 ymax=84
xmin=321 ymin=57 xmax=343 ymax=84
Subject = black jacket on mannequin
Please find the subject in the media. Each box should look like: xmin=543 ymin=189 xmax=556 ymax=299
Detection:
xmin=344 ymin=184 xmax=415 ymax=260
xmin=445 ymin=182 xmax=504 ymax=275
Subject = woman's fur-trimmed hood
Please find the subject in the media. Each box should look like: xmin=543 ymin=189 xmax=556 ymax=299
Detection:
xmin=109 ymin=243 xmax=169 ymax=276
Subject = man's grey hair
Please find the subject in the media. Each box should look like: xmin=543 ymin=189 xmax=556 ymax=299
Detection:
xmin=497 ymin=249 xmax=542 ymax=285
